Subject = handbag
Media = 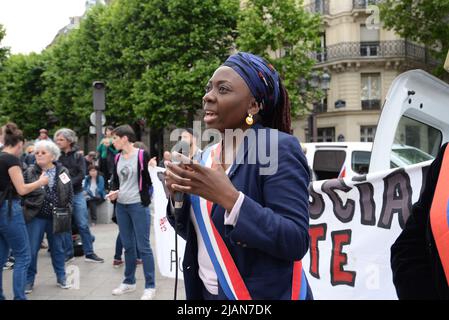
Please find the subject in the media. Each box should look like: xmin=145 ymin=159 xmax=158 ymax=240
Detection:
xmin=52 ymin=207 xmax=72 ymax=234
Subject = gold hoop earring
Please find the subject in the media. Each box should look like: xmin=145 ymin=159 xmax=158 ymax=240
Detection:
xmin=246 ymin=113 xmax=254 ymax=126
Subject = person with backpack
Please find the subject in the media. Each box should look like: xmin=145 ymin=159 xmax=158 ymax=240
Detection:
xmin=107 ymin=125 xmax=156 ymax=300
xmin=54 ymin=128 xmax=104 ymax=263
xmin=0 ymin=123 xmax=49 ymax=300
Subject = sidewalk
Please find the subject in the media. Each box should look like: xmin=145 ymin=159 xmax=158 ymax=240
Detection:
xmin=2 ymin=223 xmax=185 ymax=300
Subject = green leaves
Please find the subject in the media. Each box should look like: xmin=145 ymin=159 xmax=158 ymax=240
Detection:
xmin=236 ymin=0 xmax=322 ymax=115
xmin=380 ymin=0 xmax=449 ymax=76
xmin=0 ymin=0 xmax=323 ymax=138
xmin=0 ymin=24 xmax=9 ymax=67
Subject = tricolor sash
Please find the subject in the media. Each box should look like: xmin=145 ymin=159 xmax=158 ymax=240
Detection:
xmin=190 ymin=143 xmax=308 ymax=300
xmin=430 ymin=146 xmax=449 ymax=285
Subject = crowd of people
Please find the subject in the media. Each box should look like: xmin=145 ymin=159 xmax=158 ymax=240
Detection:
xmin=0 ymin=123 xmax=165 ymax=300
xmin=1 ymin=51 xmax=448 ymax=301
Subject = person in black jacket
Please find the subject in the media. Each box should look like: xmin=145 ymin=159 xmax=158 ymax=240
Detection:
xmin=22 ymin=140 xmax=73 ymax=293
xmin=391 ymin=142 xmax=449 ymax=299
xmin=107 ymin=125 xmax=156 ymax=300
xmin=54 ymin=128 xmax=104 ymax=263
xmin=0 ymin=123 xmax=49 ymax=300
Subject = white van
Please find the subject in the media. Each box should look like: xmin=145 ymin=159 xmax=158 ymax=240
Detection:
xmin=304 ymin=142 xmax=434 ymax=181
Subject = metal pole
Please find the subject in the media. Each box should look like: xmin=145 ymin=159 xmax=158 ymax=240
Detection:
xmin=95 ymin=110 xmax=102 ymax=147
xmin=312 ymin=103 xmax=318 ymax=142
xmin=93 ymin=81 xmax=106 ymax=147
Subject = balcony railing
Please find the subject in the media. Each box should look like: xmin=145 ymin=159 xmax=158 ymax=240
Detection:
xmin=304 ymin=0 xmax=330 ymax=15
xmin=353 ymin=0 xmax=383 ymax=10
xmin=312 ymin=40 xmax=440 ymax=66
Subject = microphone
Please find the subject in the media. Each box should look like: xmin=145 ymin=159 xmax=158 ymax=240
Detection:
xmin=171 ymin=140 xmax=191 ymax=209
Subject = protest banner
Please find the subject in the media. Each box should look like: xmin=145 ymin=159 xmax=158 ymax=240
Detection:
xmin=150 ymin=162 xmax=431 ymax=299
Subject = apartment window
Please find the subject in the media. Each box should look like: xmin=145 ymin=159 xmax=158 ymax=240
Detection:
xmin=361 ymin=73 xmax=381 ymax=110
xmin=317 ymin=127 xmax=335 ymax=142
xmin=360 ymin=24 xmax=379 ymax=56
xmin=360 ymin=125 xmax=377 ymax=142
xmin=315 ymin=98 xmax=328 ymax=113
xmin=317 ymin=32 xmax=327 ymax=62
xmin=315 ymin=0 xmax=323 ymax=13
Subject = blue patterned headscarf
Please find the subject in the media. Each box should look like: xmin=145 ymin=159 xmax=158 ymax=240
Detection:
xmin=222 ymin=52 xmax=281 ymax=115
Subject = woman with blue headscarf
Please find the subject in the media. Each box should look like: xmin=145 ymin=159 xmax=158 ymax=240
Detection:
xmin=165 ymin=52 xmax=312 ymax=300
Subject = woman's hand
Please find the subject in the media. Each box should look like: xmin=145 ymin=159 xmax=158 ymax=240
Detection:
xmin=106 ymin=190 xmax=119 ymax=201
xmin=163 ymin=161 xmax=190 ymax=199
xmin=149 ymin=157 xmax=157 ymax=168
xmin=165 ymin=161 xmax=239 ymax=211
xmin=38 ymin=172 xmax=49 ymax=187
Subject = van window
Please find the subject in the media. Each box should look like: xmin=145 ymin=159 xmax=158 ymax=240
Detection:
xmin=313 ymin=150 xmax=346 ymax=180
xmin=393 ymin=116 xmax=441 ymax=157
xmin=352 ymin=151 xmax=370 ymax=175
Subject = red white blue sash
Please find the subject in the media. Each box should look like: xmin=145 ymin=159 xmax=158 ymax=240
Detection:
xmin=190 ymin=143 xmax=308 ymax=300
xmin=430 ymin=146 xmax=449 ymax=285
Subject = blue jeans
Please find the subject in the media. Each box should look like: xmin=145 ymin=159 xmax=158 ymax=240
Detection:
xmin=63 ymin=192 xmax=94 ymax=257
xmin=114 ymin=233 xmax=141 ymax=261
xmin=0 ymin=200 xmax=31 ymax=300
xmin=116 ymin=202 xmax=155 ymax=289
xmin=26 ymin=217 xmax=68 ymax=285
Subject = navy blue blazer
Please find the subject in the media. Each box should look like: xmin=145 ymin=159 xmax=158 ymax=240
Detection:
xmin=167 ymin=124 xmax=312 ymax=300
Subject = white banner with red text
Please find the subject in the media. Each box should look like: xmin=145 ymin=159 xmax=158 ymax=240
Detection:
xmin=150 ymin=162 xmax=430 ymax=299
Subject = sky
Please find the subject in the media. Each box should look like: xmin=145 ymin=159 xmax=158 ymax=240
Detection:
xmin=0 ymin=0 xmax=87 ymax=54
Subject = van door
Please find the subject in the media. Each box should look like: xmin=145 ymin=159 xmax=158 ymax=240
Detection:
xmin=369 ymin=70 xmax=449 ymax=173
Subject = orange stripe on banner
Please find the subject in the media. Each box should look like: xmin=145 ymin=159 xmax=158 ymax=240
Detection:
xmin=430 ymin=146 xmax=449 ymax=285
xmin=291 ymin=261 xmax=302 ymax=300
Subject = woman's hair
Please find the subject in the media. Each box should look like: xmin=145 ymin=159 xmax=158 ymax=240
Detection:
xmin=222 ymin=52 xmax=292 ymax=134
xmin=3 ymin=122 xmax=24 ymax=147
xmin=112 ymin=125 xmax=136 ymax=143
xmin=267 ymin=81 xmax=291 ymax=134
xmin=54 ymin=128 xmax=78 ymax=146
xmin=35 ymin=140 xmax=61 ymax=160
xmin=88 ymin=164 xmax=99 ymax=172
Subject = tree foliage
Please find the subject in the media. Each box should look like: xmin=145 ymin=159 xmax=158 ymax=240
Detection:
xmin=236 ymin=0 xmax=322 ymax=115
xmin=0 ymin=0 xmax=322 ymax=139
xmin=0 ymin=24 xmax=9 ymax=66
xmin=131 ymin=0 xmax=239 ymax=127
xmin=0 ymin=53 xmax=48 ymax=137
xmin=380 ymin=0 xmax=449 ymax=76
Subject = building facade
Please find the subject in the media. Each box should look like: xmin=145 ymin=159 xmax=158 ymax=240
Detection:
xmin=293 ymin=0 xmax=438 ymax=143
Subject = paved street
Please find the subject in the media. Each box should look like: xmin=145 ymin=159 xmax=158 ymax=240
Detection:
xmin=2 ymin=221 xmax=185 ymax=300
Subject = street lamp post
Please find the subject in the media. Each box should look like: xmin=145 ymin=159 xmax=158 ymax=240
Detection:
xmin=92 ymin=81 xmax=106 ymax=147
xmin=300 ymin=72 xmax=331 ymax=142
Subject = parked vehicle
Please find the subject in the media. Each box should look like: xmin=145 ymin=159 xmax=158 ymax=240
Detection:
xmin=304 ymin=142 xmax=434 ymax=181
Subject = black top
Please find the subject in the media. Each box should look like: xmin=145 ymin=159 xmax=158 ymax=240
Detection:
xmin=391 ymin=142 xmax=449 ymax=299
xmin=22 ymin=163 xmax=73 ymax=223
xmin=58 ymin=147 xmax=85 ymax=194
xmin=0 ymin=151 xmax=21 ymax=199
